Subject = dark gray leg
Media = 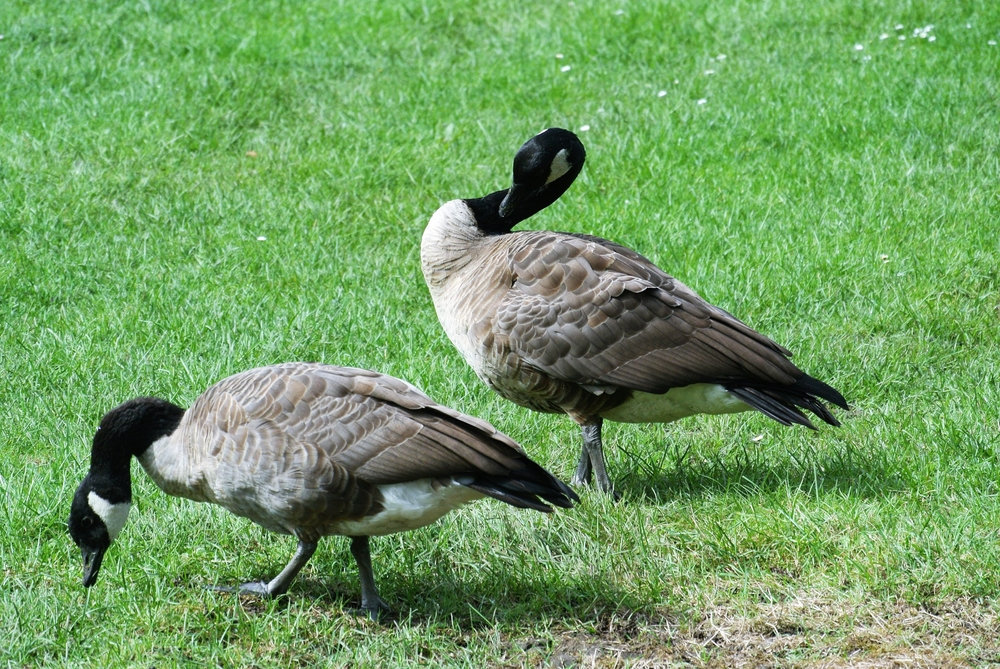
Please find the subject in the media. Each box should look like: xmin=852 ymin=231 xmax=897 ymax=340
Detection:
xmin=350 ymin=536 xmax=391 ymax=620
xmin=571 ymin=419 xmax=618 ymax=498
xmin=572 ymin=438 xmax=592 ymax=485
xmin=216 ymin=539 xmax=317 ymax=597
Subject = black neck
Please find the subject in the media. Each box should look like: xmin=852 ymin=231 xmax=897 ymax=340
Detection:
xmin=463 ymin=189 xmax=511 ymax=235
xmin=88 ymin=397 xmax=184 ymax=483
xmin=463 ymin=164 xmax=583 ymax=236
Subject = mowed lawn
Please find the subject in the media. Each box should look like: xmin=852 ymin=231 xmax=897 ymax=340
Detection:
xmin=2 ymin=0 xmax=999 ymax=666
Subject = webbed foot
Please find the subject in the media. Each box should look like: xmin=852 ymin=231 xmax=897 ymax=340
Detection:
xmin=355 ymin=596 xmax=393 ymax=621
xmin=207 ymin=580 xmax=279 ymax=597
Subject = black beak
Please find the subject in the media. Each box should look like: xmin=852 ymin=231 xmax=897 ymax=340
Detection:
xmin=498 ymin=183 xmax=531 ymax=218
xmin=81 ymin=546 xmax=106 ymax=587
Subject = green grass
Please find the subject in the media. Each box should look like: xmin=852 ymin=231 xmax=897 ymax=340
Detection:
xmin=2 ymin=0 xmax=999 ymax=665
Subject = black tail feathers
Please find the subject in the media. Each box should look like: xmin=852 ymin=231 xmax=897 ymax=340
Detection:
xmin=727 ymin=373 xmax=848 ymax=429
xmin=466 ymin=463 xmax=579 ymax=512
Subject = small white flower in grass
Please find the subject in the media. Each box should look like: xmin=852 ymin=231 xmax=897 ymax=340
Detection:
xmin=579 ymin=125 xmax=590 ymax=132
xmin=257 ymin=235 xmax=267 ymax=242
xmin=895 ymin=23 xmax=904 ymax=30
xmin=696 ymin=98 xmax=707 ymax=105
xmin=880 ymin=33 xmax=890 ymax=40
xmin=555 ymin=53 xmax=564 ymax=59
xmin=716 ymin=53 xmax=726 ymax=60
xmin=674 ymin=78 xmax=680 ymax=84
xmin=614 ymin=9 xmax=625 ymax=15
xmin=704 ymin=69 xmax=716 ymax=75
xmin=989 ymin=40 xmax=998 ymax=46
xmin=899 ymin=35 xmax=906 ymax=41
xmin=854 ymin=43 xmax=864 ymax=51
xmin=657 ymin=90 xmax=668 ymax=97
xmin=560 ymin=65 xmax=572 ymax=72
xmin=928 ymin=35 xmax=936 ymax=42
xmin=751 ymin=434 xmax=765 ymax=443
xmin=966 ymin=23 xmax=972 ymax=29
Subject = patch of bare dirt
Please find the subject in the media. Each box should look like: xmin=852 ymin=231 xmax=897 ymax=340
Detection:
xmin=504 ymin=595 xmax=1000 ymax=668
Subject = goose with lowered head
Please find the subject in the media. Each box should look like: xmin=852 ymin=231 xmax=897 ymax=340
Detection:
xmin=67 ymin=362 xmax=578 ymax=618
xmin=420 ymin=128 xmax=848 ymax=497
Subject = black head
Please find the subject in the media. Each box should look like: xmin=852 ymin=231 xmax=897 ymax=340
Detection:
xmin=68 ymin=475 xmax=129 ymax=587
xmin=67 ymin=396 xmax=183 ymax=587
xmin=465 ymin=128 xmax=586 ymax=235
xmin=499 ymin=128 xmax=586 ymax=220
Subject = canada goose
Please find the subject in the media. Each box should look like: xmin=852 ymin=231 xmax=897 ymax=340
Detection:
xmin=421 ymin=128 xmax=848 ymax=497
xmin=67 ymin=362 xmax=578 ymax=618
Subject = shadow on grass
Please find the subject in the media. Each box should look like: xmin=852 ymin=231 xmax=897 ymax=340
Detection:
xmin=611 ymin=434 xmax=904 ymax=503
xmin=261 ymin=568 xmax=644 ymax=630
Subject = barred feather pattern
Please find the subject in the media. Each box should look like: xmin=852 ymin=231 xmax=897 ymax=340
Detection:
xmin=421 ymin=201 xmax=846 ymax=428
xmin=137 ymin=363 xmax=575 ymax=542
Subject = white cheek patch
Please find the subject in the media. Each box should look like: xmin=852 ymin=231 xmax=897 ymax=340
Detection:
xmin=88 ymin=491 xmax=132 ymax=542
xmin=545 ymin=148 xmax=572 ymax=184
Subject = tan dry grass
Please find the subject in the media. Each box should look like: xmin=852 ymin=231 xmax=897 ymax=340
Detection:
xmin=504 ymin=594 xmax=999 ymax=668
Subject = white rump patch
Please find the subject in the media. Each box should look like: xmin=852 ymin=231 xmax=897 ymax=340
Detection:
xmin=545 ymin=148 xmax=572 ymax=184
xmin=88 ymin=491 xmax=131 ymax=542
xmin=601 ymin=384 xmax=750 ymax=423
xmin=328 ymin=480 xmax=481 ymax=536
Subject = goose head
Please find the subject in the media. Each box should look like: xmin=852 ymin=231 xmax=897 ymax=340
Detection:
xmin=499 ymin=127 xmax=586 ymax=221
xmin=67 ymin=397 xmax=184 ymax=587
xmin=422 ymin=128 xmax=586 ymax=285
xmin=466 ymin=128 xmax=586 ymax=235
xmin=68 ymin=477 xmax=127 ymax=587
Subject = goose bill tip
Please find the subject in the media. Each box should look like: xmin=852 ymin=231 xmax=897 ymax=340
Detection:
xmin=498 ymin=184 xmax=527 ymax=217
xmin=498 ymin=193 xmax=514 ymax=217
xmin=81 ymin=547 xmax=106 ymax=588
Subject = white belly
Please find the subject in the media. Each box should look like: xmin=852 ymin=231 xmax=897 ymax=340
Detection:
xmin=601 ymin=383 xmax=750 ymax=423
xmin=327 ymin=480 xmax=482 ymax=537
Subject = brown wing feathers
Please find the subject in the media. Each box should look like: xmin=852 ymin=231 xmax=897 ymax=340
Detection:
xmin=348 ymin=404 xmax=577 ymax=511
xmin=500 ymin=233 xmax=846 ymax=426
xmin=211 ymin=364 xmax=576 ymax=512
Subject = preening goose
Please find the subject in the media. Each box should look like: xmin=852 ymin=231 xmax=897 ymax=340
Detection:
xmin=67 ymin=362 xmax=577 ymax=618
xmin=420 ymin=128 xmax=848 ymax=496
